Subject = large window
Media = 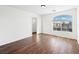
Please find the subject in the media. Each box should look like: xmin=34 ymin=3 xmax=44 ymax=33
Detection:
xmin=53 ymin=15 xmax=72 ymax=32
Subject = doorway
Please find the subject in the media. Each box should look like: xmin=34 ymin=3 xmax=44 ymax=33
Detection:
xmin=32 ymin=17 xmax=37 ymax=34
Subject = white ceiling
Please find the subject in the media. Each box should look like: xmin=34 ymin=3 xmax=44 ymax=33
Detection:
xmin=9 ymin=5 xmax=76 ymax=15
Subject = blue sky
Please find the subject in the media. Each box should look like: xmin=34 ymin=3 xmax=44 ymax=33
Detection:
xmin=53 ymin=15 xmax=72 ymax=21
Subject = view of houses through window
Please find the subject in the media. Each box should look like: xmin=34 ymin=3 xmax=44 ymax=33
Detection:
xmin=53 ymin=15 xmax=72 ymax=32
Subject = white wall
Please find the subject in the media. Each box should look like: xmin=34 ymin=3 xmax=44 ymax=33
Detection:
xmin=42 ymin=8 xmax=77 ymax=39
xmin=0 ymin=6 xmax=41 ymax=46
xmin=77 ymin=7 xmax=79 ymax=44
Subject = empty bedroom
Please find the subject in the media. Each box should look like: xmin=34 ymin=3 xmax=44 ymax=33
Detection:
xmin=0 ymin=5 xmax=79 ymax=54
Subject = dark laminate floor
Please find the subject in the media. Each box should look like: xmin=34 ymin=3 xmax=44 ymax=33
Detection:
xmin=0 ymin=33 xmax=79 ymax=54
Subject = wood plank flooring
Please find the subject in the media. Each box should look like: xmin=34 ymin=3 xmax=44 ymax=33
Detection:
xmin=0 ymin=33 xmax=79 ymax=54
